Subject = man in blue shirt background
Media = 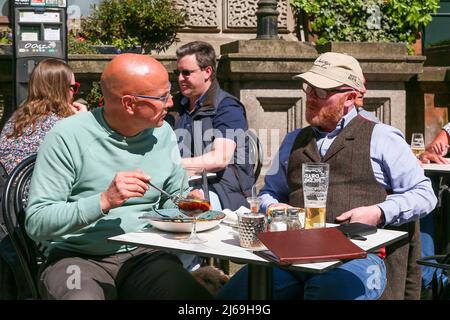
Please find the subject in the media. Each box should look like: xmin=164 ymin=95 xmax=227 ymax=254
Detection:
xmin=168 ymin=41 xmax=254 ymax=211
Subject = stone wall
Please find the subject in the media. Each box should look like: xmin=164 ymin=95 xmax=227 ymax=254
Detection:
xmin=0 ymin=41 xmax=428 ymax=185
xmin=177 ymin=0 xmax=289 ymax=30
xmin=164 ymin=0 xmax=298 ymax=55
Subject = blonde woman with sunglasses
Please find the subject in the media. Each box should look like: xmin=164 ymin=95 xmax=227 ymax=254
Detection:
xmin=0 ymin=58 xmax=87 ymax=174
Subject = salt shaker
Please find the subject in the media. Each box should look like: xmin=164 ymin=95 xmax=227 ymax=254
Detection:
xmin=268 ymin=208 xmax=287 ymax=232
xmin=286 ymin=208 xmax=303 ymax=230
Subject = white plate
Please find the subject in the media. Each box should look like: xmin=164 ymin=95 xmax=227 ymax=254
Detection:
xmin=147 ymin=219 xmax=222 ymax=233
xmin=221 ymin=219 xmax=238 ymax=228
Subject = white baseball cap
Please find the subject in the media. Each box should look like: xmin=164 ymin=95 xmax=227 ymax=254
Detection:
xmin=293 ymin=52 xmax=366 ymax=92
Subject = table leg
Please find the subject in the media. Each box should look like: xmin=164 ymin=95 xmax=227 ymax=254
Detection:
xmin=248 ymin=264 xmax=272 ymax=300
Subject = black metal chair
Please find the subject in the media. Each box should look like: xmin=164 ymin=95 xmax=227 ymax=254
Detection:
xmin=0 ymin=161 xmax=7 ymax=185
xmin=0 ymin=160 xmax=8 ymax=236
xmin=247 ymin=130 xmax=264 ymax=182
xmin=1 ymin=155 xmax=43 ymax=299
xmin=417 ymin=253 xmax=450 ymax=300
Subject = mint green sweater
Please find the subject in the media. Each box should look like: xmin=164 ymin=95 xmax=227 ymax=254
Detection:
xmin=26 ymin=107 xmax=185 ymax=255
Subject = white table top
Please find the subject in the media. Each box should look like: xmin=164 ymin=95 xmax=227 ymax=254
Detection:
xmin=423 ymin=163 xmax=450 ymax=174
xmin=108 ymin=223 xmax=407 ymax=274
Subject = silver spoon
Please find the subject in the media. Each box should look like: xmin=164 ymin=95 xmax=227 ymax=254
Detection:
xmin=148 ymin=181 xmax=181 ymax=204
xmin=147 ymin=182 xmax=188 ymax=219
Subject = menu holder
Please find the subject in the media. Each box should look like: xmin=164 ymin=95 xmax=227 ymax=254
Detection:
xmin=255 ymin=228 xmax=367 ymax=266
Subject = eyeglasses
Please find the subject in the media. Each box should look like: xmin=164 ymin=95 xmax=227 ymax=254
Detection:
xmin=129 ymin=84 xmax=172 ymax=107
xmin=173 ymin=68 xmax=201 ymax=77
xmin=69 ymin=82 xmax=80 ymax=94
xmin=302 ymin=83 xmax=354 ymax=99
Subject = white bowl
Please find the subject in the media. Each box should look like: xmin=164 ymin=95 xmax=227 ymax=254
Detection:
xmin=147 ymin=219 xmax=222 ymax=233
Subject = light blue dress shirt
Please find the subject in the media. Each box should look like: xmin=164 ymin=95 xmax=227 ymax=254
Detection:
xmin=259 ymin=107 xmax=437 ymax=226
xmin=443 ymin=122 xmax=450 ymax=136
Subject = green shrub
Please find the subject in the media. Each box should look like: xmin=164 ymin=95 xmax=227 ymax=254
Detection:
xmin=86 ymin=81 xmax=104 ymax=110
xmin=290 ymin=0 xmax=440 ymax=53
xmin=0 ymin=28 xmax=12 ymax=44
xmin=68 ymin=31 xmax=97 ymax=54
xmin=81 ymin=0 xmax=186 ymax=53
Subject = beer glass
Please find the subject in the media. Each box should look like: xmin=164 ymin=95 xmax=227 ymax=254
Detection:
xmin=302 ymin=163 xmax=329 ymax=229
xmin=411 ymin=133 xmax=425 ymax=158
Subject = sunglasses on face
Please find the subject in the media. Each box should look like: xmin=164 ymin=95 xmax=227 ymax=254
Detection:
xmin=302 ymin=83 xmax=354 ymax=99
xmin=173 ymin=68 xmax=201 ymax=76
xmin=69 ymin=82 xmax=80 ymax=94
xmin=129 ymin=84 xmax=172 ymax=107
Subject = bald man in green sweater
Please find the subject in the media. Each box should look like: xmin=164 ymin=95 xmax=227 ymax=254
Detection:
xmin=25 ymin=54 xmax=212 ymax=300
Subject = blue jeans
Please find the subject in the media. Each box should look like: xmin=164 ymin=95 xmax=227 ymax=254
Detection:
xmin=216 ymin=253 xmax=386 ymax=300
xmin=420 ymin=211 xmax=447 ymax=289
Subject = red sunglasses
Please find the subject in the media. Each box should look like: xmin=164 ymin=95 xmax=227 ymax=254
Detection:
xmin=69 ymin=82 xmax=80 ymax=94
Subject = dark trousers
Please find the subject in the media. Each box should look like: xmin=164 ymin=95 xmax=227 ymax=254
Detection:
xmin=0 ymin=235 xmax=30 ymax=299
xmin=39 ymin=247 xmax=212 ymax=300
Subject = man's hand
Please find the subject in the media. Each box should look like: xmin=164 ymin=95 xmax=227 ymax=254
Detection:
xmin=267 ymin=202 xmax=291 ymax=213
xmin=100 ymin=170 xmax=150 ymax=212
xmin=419 ymin=151 xmax=450 ymax=164
xmin=425 ymin=130 xmax=450 ymax=157
xmin=430 ymin=141 xmax=449 ymax=156
xmin=335 ymin=205 xmax=384 ymax=226
xmin=186 ymin=188 xmax=204 ymax=200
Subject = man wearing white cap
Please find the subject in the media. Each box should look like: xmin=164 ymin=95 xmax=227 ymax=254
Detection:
xmin=217 ymin=52 xmax=436 ymax=300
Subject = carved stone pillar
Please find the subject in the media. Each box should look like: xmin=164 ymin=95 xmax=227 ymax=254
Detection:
xmin=169 ymin=1 xmax=295 ymax=55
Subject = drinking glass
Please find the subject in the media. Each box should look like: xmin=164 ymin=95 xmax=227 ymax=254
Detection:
xmin=302 ymin=163 xmax=329 ymax=229
xmin=246 ymin=197 xmax=261 ymax=214
xmin=411 ymin=133 xmax=425 ymax=158
xmin=179 ymin=167 xmax=211 ymax=244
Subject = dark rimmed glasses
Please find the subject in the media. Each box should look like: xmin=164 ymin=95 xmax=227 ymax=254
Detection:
xmin=302 ymin=83 xmax=354 ymax=99
xmin=173 ymin=68 xmax=201 ymax=77
xmin=69 ymin=82 xmax=80 ymax=94
xmin=129 ymin=84 xmax=172 ymax=107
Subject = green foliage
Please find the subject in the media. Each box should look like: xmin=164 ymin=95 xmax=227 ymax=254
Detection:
xmin=86 ymin=81 xmax=104 ymax=110
xmin=81 ymin=0 xmax=186 ymax=53
xmin=290 ymin=0 xmax=440 ymax=53
xmin=68 ymin=31 xmax=97 ymax=54
xmin=0 ymin=28 xmax=12 ymax=44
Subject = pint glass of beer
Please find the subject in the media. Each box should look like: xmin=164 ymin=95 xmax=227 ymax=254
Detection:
xmin=302 ymin=163 xmax=329 ymax=229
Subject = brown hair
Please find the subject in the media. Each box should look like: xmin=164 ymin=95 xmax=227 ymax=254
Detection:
xmin=7 ymin=58 xmax=75 ymax=138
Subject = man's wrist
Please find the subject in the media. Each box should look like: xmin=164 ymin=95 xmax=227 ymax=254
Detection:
xmin=377 ymin=208 xmax=386 ymax=227
xmin=100 ymin=192 xmax=110 ymax=214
